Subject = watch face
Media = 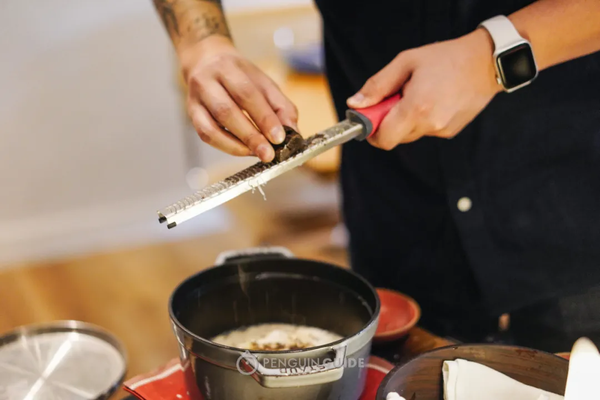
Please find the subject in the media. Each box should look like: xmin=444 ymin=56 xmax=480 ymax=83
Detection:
xmin=497 ymin=43 xmax=537 ymax=90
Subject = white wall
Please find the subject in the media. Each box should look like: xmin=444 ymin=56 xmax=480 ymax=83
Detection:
xmin=0 ymin=0 xmax=314 ymax=266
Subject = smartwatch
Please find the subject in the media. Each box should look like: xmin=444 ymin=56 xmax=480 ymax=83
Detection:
xmin=479 ymin=15 xmax=538 ymax=93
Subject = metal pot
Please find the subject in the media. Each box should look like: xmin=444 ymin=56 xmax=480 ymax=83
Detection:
xmin=169 ymin=247 xmax=380 ymax=400
xmin=0 ymin=320 xmax=127 ymax=400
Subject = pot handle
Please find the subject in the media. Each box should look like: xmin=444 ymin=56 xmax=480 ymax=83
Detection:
xmin=237 ymin=344 xmax=347 ymax=388
xmin=214 ymin=246 xmax=294 ymax=266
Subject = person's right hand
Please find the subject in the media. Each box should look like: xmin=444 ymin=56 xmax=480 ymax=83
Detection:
xmin=178 ymin=36 xmax=299 ymax=163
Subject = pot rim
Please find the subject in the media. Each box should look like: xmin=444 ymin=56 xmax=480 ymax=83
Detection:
xmin=168 ymin=257 xmax=381 ymax=355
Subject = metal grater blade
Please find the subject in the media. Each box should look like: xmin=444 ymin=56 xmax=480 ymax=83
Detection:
xmin=158 ymin=119 xmax=364 ymax=228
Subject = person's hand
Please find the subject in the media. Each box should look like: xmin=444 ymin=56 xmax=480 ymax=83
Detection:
xmin=178 ymin=36 xmax=298 ymax=162
xmin=346 ymin=28 xmax=502 ymax=149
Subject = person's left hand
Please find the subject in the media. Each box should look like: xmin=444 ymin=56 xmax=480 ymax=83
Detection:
xmin=347 ymin=28 xmax=503 ymax=149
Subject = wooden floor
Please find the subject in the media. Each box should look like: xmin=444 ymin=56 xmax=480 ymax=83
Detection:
xmin=0 ymin=224 xmax=347 ymax=398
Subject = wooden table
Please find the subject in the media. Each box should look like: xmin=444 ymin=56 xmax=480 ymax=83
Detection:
xmin=371 ymin=327 xmax=455 ymax=365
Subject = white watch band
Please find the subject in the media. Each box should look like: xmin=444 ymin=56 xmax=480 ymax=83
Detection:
xmin=479 ymin=15 xmax=537 ymax=92
xmin=479 ymin=15 xmax=525 ymax=52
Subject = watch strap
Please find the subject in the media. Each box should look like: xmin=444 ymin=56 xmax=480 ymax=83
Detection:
xmin=479 ymin=15 xmax=524 ymax=51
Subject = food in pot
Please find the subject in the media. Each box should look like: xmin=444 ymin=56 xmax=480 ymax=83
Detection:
xmin=211 ymin=323 xmax=342 ymax=351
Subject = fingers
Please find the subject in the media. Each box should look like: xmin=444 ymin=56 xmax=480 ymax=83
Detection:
xmin=368 ymin=99 xmax=454 ymax=149
xmin=187 ymin=100 xmax=252 ymax=157
xmin=183 ymin=46 xmax=302 ymax=161
xmin=367 ymin=98 xmax=416 ymax=150
xmin=219 ymin=67 xmax=287 ymax=144
xmin=251 ymin=71 xmax=299 ymax=131
xmin=196 ymin=82 xmax=275 ymax=162
xmin=347 ymin=52 xmax=414 ymax=109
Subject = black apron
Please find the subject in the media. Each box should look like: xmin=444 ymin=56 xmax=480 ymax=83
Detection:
xmin=313 ymin=0 xmax=600 ymax=330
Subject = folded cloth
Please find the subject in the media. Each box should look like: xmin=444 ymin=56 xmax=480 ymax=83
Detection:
xmin=386 ymin=393 xmax=407 ymax=400
xmin=443 ymin=359 xmax=564 ymax=400
xmin=564 ymin=337 xmax=600 ymax=400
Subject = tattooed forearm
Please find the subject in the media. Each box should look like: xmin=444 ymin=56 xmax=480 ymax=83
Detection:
xmin=153 ymin=0 xmax=180 ymax=37
xmin=152 ymin=0 xmax=231 ymax=48
xmin=187 ymin=12 xmax=229 ymax=42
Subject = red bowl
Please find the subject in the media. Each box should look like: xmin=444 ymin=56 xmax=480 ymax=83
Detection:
xmin=374 ymin=288 xmax=421 ymax=342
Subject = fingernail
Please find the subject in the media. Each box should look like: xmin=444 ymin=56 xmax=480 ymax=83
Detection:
xmin=347 ymin=93 xmax=364 ymax=107
xmin=270 ymin=126 xmax=286 ymax=144
xmin=257 ymin=144 xmax=274 ymax=162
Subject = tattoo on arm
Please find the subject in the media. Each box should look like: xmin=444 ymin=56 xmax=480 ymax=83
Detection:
xmin=152 ymin=0 xmax=231 ymax=46
xmin=153 ymin=0 xmax=179 ymax=37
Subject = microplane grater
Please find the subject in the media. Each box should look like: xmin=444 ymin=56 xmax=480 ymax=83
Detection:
xmin=158 ymin=94 xmax=401 ymax=228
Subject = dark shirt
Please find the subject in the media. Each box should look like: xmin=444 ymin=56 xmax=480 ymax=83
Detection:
xmin=313 ymin=0 xmax=600 ymax=322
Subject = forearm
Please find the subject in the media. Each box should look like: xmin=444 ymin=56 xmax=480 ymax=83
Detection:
xmin=509 ymin=0 xmax=600 ymax=71
xmin=152 ymin=0 xmax=231 ymax=52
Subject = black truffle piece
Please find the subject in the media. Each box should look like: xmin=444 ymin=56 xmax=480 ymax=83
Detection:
xmin=272 ymin=126 xmax=306 ymax=163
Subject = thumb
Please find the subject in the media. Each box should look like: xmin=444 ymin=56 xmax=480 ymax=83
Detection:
xmin=347 ymin=53 xmax=413 ymax=109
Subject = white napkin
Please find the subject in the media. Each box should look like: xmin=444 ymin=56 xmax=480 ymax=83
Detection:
xmin=564 ymin=337 xmax=600 ymax=400
xmin=443 ymin=359 xmax=564 ymax=400
xmin=386 ymin=393 xmax=406 ymax=400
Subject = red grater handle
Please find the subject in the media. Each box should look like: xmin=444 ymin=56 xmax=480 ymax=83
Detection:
xmin=345 ymin=94 xmax=401 ymax=141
